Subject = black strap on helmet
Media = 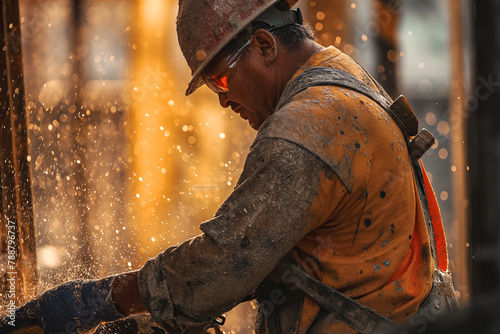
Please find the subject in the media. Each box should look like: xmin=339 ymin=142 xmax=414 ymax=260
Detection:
xmin=251 ymin=3 xmax=303 ymax=30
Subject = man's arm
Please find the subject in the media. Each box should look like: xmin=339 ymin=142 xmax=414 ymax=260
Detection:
xmin=0 ymin=137 xmax=346 ymax=334
xmin=0 ymin=138 xmax=345 ymax=334
xmin=135 ymin=138 xmax=348 ymax=330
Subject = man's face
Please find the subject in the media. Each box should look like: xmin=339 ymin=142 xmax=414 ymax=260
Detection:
xmin=202 ymin=31 xmax=278 ymax=130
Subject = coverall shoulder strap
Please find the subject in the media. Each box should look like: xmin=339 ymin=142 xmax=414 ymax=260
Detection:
xmin=278 ymin=67 xmax=421 ymax=139
xmin=275 ymin=257 xmax=400 ymax=333
xmin=277 ymin=67 xmax=392 ymax=111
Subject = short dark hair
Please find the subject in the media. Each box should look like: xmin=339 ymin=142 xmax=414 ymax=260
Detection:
xmin=224 ymin=22 xmax=315 ymax=55
xmin=270 ymin=24 xmax=315 ymax=51
xmin=225 ymin=0 xmax=315 ymax=53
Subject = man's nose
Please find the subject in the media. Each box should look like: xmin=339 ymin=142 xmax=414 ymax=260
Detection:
xmin=218 ymin=92 xmax=230 ymax=108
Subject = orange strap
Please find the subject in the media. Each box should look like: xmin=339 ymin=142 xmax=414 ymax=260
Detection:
xmin=420 ymin=161 xmax=448 ymax=271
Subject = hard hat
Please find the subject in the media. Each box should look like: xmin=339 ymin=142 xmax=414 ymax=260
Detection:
xmin=177 ymin=0 xmax=300 ymax=95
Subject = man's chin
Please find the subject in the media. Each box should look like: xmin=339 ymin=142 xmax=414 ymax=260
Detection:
xmin=248 ymin=118 xmax=261 ymax=130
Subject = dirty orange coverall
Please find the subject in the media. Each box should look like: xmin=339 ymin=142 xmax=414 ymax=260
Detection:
xmin=137 ymin=46 xmax=449 ymax=333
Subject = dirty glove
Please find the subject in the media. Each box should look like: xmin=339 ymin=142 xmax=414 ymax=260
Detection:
xmin=0 ymin=276 xmax=124 ymax=334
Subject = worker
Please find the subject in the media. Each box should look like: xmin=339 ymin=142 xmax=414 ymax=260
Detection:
xmin=2 ymin=0 xmax=459 ymax=333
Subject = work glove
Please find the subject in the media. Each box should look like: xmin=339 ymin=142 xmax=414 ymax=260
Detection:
xmin=0 ymin=276 xmax=125 ymax=334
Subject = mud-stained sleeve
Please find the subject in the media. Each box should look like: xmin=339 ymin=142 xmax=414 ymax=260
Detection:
xmin=137 ymin=138 xmax=348 ymax=331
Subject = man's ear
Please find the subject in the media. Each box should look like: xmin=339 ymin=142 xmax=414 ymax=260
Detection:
xmin=252 ymin=29 xmax=277 ymax=65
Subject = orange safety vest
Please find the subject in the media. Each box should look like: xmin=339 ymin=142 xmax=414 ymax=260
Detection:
xmin=256 ymin=46 xmax=448 ymax=333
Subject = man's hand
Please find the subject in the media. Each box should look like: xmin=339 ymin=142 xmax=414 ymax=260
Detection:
xmin=0 ymin=276 xmax=125 ymax=334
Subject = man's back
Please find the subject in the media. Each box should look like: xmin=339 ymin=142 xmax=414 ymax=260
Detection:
xmin=256 ymin=46 xmax=435 ymax=332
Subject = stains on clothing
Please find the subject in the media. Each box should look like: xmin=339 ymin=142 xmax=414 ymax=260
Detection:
xmin=137 ymin=46 xmax=439 ymax=334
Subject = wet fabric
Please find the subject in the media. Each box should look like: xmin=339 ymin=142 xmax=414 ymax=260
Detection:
xmin=138 ymin=46 xmax=447 ymax=333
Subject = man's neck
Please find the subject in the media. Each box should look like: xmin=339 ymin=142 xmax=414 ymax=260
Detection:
xmin=274 ymin=40 xmax=324 ymax=107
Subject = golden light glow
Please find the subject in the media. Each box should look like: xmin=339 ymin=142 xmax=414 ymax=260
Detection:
xmin=316 ymin=11 xmax=326 ymax=20
xmin=129 ymin=0 xmax=177 ymax=260
xmin=128 ymin=0 xmax=254 ymax=264
xmin=440 ymin=191 xmax=449 ymax=201
xmin=439 ymin=148 xmax=449 ymax=159
xmin=425 ymin=112 xmax=438 ymax=126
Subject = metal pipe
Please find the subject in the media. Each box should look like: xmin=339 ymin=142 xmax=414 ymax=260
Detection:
xmin=0 ymin=0 xmax=37 ymax=307
xmin=448 ymin=0 xmax=470 ymax=305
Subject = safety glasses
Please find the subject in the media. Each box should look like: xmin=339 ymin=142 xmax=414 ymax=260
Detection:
xmin=202 ymin=37 xmax=252 ymax=94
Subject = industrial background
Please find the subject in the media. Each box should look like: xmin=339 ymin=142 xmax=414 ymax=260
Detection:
xmin=1 ymin=0 xmax=498 ymax=332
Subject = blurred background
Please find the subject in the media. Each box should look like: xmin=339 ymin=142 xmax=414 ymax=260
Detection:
xmin=2 ymin=0 xmax=499 ymax=332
